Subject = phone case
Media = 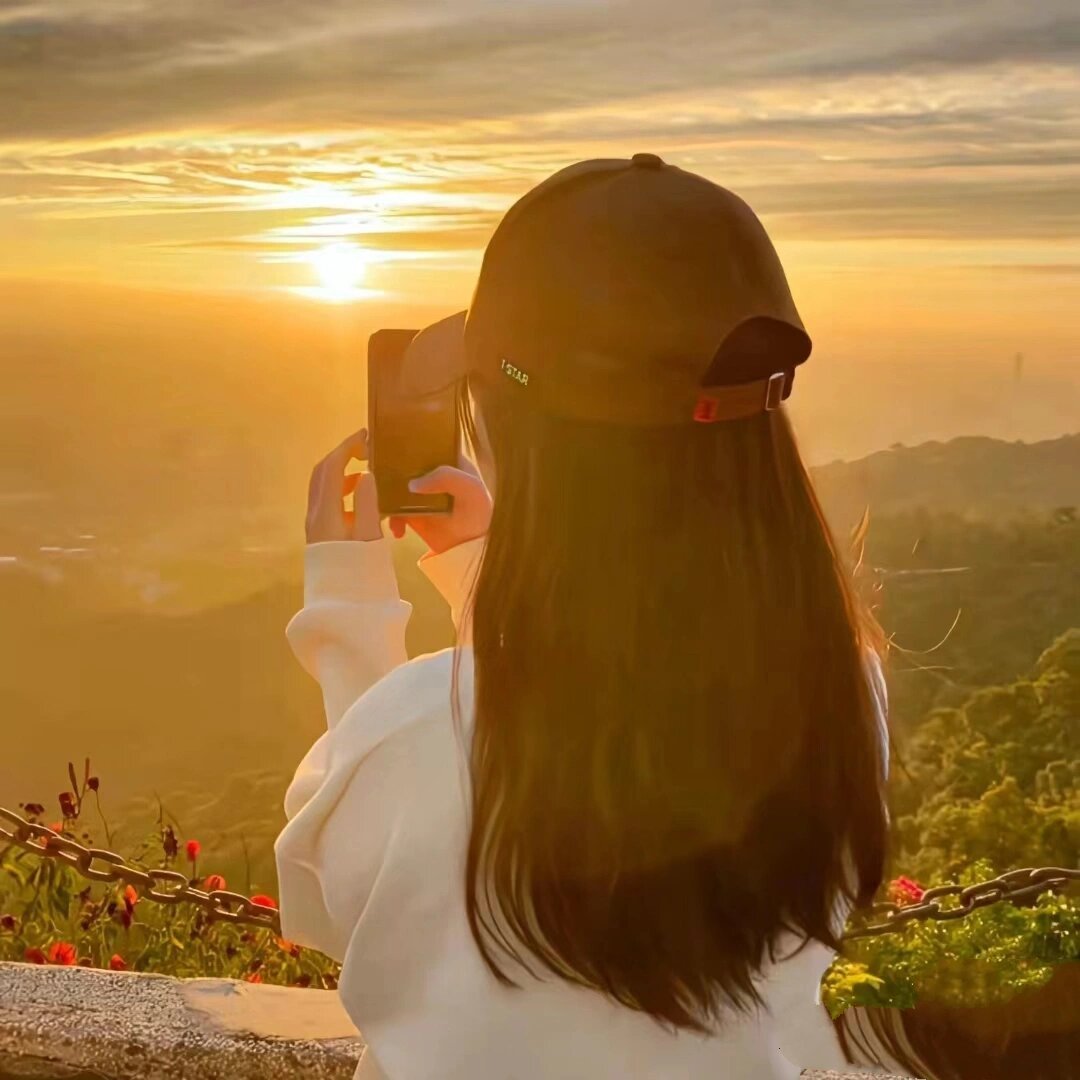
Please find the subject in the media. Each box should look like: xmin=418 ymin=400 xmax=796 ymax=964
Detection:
xmin=368 ymin=329 xmax=458 ymax=517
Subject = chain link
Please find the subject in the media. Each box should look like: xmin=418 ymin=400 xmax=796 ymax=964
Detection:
xmin=3 ymin=806 xmax=1076 ymax=943
xmin=0 ymin=807 xmax=282 ymax=935
xmin=842 ymin=865 xmax=1078 ymax=940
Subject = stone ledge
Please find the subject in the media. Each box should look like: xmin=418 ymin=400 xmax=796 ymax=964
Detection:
xmin=0 ymin=961 xmax=916 ymax=1079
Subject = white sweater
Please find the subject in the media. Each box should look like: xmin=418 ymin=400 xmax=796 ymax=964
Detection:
xmin=274 ymin=534 xmax=893 ymax=1080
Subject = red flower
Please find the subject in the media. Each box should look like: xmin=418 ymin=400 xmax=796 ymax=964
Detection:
xmin=250 ymin=894 xmax=277 ymax=909
xmin=185 ymin=839 xmax=201 ymax=863
xmin=24 ymin=947 xmax=47 ymax=964
xmin=276 ymin=936 xmax=300 ymax=957
xmin=244 ymin=972 xmax=263 ymax=983
xmin=1 ymin=914 xmax=17 ymax=932
xmin=47 ymin=941 xmax=77 ymax=966
xmin=47 ymin=821 xmax=64 ymax=834
xmin=109 ymin=954 xmax=128 ymax=971
xmin=123 ymin=884 xmax=139 ymax=913
xmin=204 ymin=873 xmax=227 ymax=892
xmin=58 ymin=792 xmax=77 ymax=820
xmin=87 ymin=776 xmax=100 ymax=792
xmin=888 ymin=875 xmax=925 ymax=906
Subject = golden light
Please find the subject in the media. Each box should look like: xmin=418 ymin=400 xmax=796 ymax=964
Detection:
xmin=305 ymin=242 xmax=371 ymax=302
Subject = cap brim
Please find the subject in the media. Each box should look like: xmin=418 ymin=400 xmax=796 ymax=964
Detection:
xmin=398 ymin=309 xmax=468 ymax=396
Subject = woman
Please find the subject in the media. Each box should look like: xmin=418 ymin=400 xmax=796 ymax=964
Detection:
xmin=275 ymin=154 xmax=897 ymax=1079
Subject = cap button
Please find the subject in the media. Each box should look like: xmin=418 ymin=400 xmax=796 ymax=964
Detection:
xmin=631 ymin=152 xmax=664 ymax=169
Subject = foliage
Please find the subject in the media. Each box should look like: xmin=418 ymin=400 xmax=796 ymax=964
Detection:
xmin=821 ymin=627 xmax=1080 ymax=1021
xmin=821 ymin=858 xmax=1080 ymax=1019
xmin=0 ymin=763 xmax=340 ymax=989
xmin=888 ymin=629 xmax=1080 ymax=882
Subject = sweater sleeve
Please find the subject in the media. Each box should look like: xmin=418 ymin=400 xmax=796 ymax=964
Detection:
xmin=415 ymin=534 xmax=485 ymax=645
xmin=280 ymin=537 xmax=411 ymax=822
xmin=274 ymin=536 xmax=419 ymax=960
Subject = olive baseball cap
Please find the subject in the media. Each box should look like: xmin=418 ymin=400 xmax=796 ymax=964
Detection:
xmin=403 ymin=153 xmax=812 ymax=425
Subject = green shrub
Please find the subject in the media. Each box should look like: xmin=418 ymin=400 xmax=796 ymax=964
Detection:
xmin=822 ymin=858 xmax=1080 ymax=1019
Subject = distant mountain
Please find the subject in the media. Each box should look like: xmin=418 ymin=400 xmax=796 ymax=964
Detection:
xmin=809 ymin=432 xmax=1080 ymax=533
xmin=2 ymin=430 xmax=1078 ymax=898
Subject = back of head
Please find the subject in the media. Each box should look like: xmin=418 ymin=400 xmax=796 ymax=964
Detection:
xmin=445 ymin=154 xmax=890 ymax=1035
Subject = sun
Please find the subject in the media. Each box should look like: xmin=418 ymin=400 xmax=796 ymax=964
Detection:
xmin=305 ymin=243 xmax=370 ymax=301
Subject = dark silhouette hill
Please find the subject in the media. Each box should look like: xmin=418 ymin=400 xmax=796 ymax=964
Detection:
xmin=812 ymin=432 xmax=1080 ymax=533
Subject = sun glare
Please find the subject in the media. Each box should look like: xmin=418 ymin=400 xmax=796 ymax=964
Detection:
xmin=304 ymin=242 xmax=372 ymax=302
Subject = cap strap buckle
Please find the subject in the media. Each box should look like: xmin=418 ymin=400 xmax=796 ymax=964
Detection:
xmin=764 ymin=371 xmax=786 ymax=411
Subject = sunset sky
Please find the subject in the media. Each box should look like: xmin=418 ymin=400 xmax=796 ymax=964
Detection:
xmin=2 ymin=0 xmax=1078 ymax=376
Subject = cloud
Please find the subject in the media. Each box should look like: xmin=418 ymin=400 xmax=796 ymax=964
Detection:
xmin=2 ymin=0 xmax=1078 ymax=269
xmin=2 ymin=0 xmax=1078 ymax=141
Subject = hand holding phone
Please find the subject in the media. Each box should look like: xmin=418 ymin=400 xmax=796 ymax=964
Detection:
xmin=369 ymin=325 xmax=461 ymax=517
xmin=387 ymin=449 xmax=492 ymax=556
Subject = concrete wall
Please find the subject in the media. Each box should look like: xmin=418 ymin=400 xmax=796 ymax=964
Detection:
xmin=0 ymin=961 xmax=918 ymax=1079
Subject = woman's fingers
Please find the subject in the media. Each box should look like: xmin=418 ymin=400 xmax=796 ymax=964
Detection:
xmin=350 ymin=470 xmax=382 ymax=541
xmin=408 ymin=463 xmax=473 ymax=494
xmin=318 ymin=428 xmax=369 ymax=484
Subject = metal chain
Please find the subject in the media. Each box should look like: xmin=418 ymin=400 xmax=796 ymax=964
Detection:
xmin=841 ymin=865 xmax=1078 ymax=940
xmin=3 ymin=806 xmax=1076 ymax=943
xmin=0 ymin=807 xmax=281 ymax=935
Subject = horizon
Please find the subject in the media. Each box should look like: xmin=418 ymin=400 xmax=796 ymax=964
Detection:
xmin=2 ymin=0 xmax=1079 ymax=466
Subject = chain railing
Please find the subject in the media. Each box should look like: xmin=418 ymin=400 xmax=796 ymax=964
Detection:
xmin=0 ymin=807 xmax=281 ymax=935
xmin=2 ymin=804 xmax=1077 ymax=943
xmin=842 ymin=864 xmax=1078 ymax=940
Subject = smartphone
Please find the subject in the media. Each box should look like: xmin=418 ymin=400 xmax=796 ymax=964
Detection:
xmin=368 ymin=328 xmax=459 ymax=516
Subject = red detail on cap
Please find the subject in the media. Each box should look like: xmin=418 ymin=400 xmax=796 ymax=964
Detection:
xmin=693 ymin=396 xmax=718 ymax=422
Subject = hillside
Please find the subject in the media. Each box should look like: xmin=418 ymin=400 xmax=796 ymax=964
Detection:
xmin=2 ymin=431 xmax=1078 ymax=892
xmin=811 ymin=432 xmax=1080 ymax=533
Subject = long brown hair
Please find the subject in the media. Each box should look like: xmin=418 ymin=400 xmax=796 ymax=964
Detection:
xmin=447 ymin=370 xmax=891 ymax=1035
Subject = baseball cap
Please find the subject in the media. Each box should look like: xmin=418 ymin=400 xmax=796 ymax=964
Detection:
xmin=402 ymin=153 xmax=812 ymax=425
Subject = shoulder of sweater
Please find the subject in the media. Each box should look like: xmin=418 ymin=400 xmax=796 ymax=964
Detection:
xmin=330 ymin=647 xmax=469 ymax=757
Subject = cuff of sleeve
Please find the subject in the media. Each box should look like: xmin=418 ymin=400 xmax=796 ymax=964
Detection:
xmin=417 ymin=535 xmax=485 ymax=599
xmin=304 ymin=539 xmax=400 ymax=605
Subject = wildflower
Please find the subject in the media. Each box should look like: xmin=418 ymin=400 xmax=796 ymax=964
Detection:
xmin=294 ymin=974 xmax=312 ymax=988
xmin=58 ymin=792 xmax=77 ymax=820
xmin=1 ymin=914 xmax=18 ymax=932
xmin=244 ymin=972 xmax=263 ymax=984
xmin=161 ymin=825 xmax=178 ymax=861
xmin=109 ymin=954 xmax=127 ymax=971
xmin=185 ymin=839 xmax=201 ymax=863
xmin=48 ymin=821 xmax=64 ymax=834
xmin=21 ymin=802 xmax=45 ymax=818
xmin=204 ymin=873 xmax=227 ymax=892
xmin=47 ymin=941 xmax=77 ymax=966
xmin=123 ymin=885 xmax=139 ymax=913
xmin=888 ymin=875 xmax=925 ymax=906
xmin=87 ymin=776 xmax=100 ymax=792
xmin=276 ymin=936 xmax=300 ymax=958
xmin=24 ymin=947 xmax=47 ymax=964
xmin=250 ymin=894 xmax=277 ymax=909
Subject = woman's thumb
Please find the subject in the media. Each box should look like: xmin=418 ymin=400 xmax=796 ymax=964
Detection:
xmin=408 ymin=466 xmax=455 ymax=493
